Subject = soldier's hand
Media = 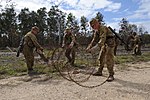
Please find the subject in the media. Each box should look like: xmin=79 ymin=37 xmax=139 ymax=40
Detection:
xmin=86 ymin=44 xmax=92 ymax=50
xmin=86 ymin=47 xmax=91 ymax=53
xmin=86 ymin=46 xmax=90 ymax=51
xmin=36 ymin=49 xmax=43 ymax=54
xmin=69 ymin=44 xmax=73 ymax=49
xmin=40 ymin=47 xmax=44 ymax=51
xmin=86 ymin=48 xmax=89 ymax=52
xmin=86 ymin=49 xmax=92 ymax=53
xmin=62 ymin=44 xmax=65 ymax=48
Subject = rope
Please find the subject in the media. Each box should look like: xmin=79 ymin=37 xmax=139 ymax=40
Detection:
xmin=49 ymin=46 xmax=107 ymax=88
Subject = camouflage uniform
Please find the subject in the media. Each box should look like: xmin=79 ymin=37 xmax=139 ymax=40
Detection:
xmin=87 ymin=18 xmax=115 ymax=82
xmin=132 ymin=32 xmax=142 ymax=55
xmin=126 ymin=33 xmax=135 ymax=51
xmin=62 ymin=28 xmax=76 ymax=65
xmin=22 ymin=26 xmax=43 ymax=72
xmin=114 ymin=37 xmax=120 ymax=56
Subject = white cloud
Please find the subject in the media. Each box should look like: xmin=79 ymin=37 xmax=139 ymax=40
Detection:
xmin=1 ymin=0 xmax=150 ymax=33
xmin=106 ymin=19 xmax=150 ymax=34
xmin=59 ymin=0 xmax=121 ymax=21
xmin=132 ymin=21 xmax=150 ymax=33
xmin=63 ymin=9 xmax=93 ymax=19
xmin=62 ymin=0 xmax=78 ymax=7
xmin=1 ymin=0 xmax=121 ymax=17
xmin=104 ymin=3 xmax=121 ymax=12
xmin=1 ymin=0 xmax=52 ymax=11
xmin=106 ymin=22 xmax=120 ymax=33
xmin=107 ymin=21 xmax=150 ymax=34
xmin=78 ymin=0 xmax=111 ymax=9
xmin=128 ymin=0 xmax=150 ymax=19
xmin=114 ymin=0 xmax=150 ymax=33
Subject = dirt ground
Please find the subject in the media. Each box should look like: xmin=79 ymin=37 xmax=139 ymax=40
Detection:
xmin=0 ymin=61 xmax=150 ymax=100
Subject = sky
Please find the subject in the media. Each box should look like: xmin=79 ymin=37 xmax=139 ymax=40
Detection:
xmin=1 ymin=0 xmax=150 ymax=33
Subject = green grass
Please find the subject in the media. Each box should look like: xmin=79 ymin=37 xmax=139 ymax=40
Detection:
xmin=115 ymin=52 xmax=150 ymax=64
xmin=0 ymin=49 xmax=150 ymax=79
xmin=114 ymin=52 xmax=150 ymax=70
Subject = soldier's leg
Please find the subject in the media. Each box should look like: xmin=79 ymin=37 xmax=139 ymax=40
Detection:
xmin=71 ymin=48 xmax=75 ymax=65
xmin=106 ymin=46 xmax=115 ymax=82
xmin=135 ymin=45 xmax=138 ymax=55
xmin=137 ymin=44 xmax=142 ymax=55
xmin=114 ymin=45 xmax=117 ymax=56
xmin=36 ymin=49 xmax=48 ymax=62
xmin=114 ymin=38 xmax=119 ymax=56
xmin=65 ymin=48 xmax=72 ymax=63
xmin=134 ymin=44 xmax=141 ymax=55
xmin=93 ymin=46 xmax=106 ymax=76
xmin=133 ymin=46 xmax=137 ymax=55
xmin=25 ymin=54 xmax=34 ymax=71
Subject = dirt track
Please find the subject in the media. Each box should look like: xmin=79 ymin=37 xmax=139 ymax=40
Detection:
xmin=0 ymin=61 xmax=150 ymax=100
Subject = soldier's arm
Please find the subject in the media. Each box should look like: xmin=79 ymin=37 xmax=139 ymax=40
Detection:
xmin=62 ymin=34 xmax=66 ymax=47
xmin=70 ymin=33 xmax=76 ymax=46
xmin=134 ymin=35 xmax=140 ymax=43
xmin=98 ymin=27 xmax=106 ymax=47
xmin=30 ymin=36 xmax=43 ymax=50
xmin=87 ymin=31 xmax=97 ymax=49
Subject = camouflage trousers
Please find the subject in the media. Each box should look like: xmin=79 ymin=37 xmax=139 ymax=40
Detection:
xmin=133 ymin=44 xmax=142 ymax=55
xmin=23 ymin=46 xmax=34 ymax=70
xmin=65 ymin=47 xmax=76 ymax=65
xmin=98 ymin=45 xmax=115 ymax=76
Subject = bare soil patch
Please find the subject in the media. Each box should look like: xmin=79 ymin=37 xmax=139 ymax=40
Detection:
xmin=0 ymin=61 xmax=150 ymax=100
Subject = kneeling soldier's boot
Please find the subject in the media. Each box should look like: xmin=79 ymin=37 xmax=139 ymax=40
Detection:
xmin=28 ymin=68 xmax=38 ymax=75
xmin=93 ymin=68 xmax=102 ymax=76
xmin=106 ymin=75 xmax=114 ymax=82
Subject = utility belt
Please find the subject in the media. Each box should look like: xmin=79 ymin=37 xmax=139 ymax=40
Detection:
xmin=66 ymin=42 xmax=77 ymax=46
xmin=24 ymin=41 xmax=35 ymax=48
xmin=24 ymin=36 xmax=35 ymax=48
xmin=106 ymin=36 xmax=114 ymax=40
xmin=106 ymin=36 xmax=115 ymax=47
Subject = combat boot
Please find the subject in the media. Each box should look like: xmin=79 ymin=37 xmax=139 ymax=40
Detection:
xmin=93 ymin=68 xmax=103 ymax=76
xmin=93 ymin=70 xmax=102 ymax=76
xmin=28 ymin=69 xmax=38 ymax=76
xmin=93 ymin=71 xmax=102 ymax=76
xmin=106 ymin=75 xmax=114 ymax=82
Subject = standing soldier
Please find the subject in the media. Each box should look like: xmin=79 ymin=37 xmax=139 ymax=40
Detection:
xmin=22 ymin=26 xmax=47 ymax=75
xmin=132 ymin=32 xmax=142 ymax=55
xmin=62 ymin=28 xmax=76 ymax=66
xmin=114 ymin=36 xmax=120 ymax=56
xmin=86 ymin=18 xmax=115 ymax=82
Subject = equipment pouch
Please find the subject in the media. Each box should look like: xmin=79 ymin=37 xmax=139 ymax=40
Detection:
xmin=106 ymin=37 xmax=115 ymax=47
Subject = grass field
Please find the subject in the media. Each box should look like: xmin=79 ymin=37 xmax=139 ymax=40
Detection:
xmin=0 ymin=47 xmax=150 ymax=79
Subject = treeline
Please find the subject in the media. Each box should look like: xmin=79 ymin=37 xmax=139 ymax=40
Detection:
xmin=118 ymin=18 xmax=150 ymax=45
xmin=0 ymin=5 xmax=84 ymax=48
xmin=0 ymin=5 xmax=150 ymax=48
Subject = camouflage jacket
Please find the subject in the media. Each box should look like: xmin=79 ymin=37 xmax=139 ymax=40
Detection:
xmin=62 ymin=32 xmax=76 ymax=46
xmin=89 ymin=26 xmax=115 ymax=48
xmin=23 ymin=31 xmax=42 ymax=49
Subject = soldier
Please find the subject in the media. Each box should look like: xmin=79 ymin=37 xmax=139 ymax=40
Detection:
xmin=114 ymin=36 xmax=120 ymax=56
xmin=132 ymin=32 xmax=142 ymax=55
xmin=22 ymin=26 xmax=47 ymax=75
xmin=62 ymin=28 xmax=77 ymax=66
xmin=86 ymin=18 xmax=115 ymax=82
xmin=126 ymin=32 xmax=135 ymax=51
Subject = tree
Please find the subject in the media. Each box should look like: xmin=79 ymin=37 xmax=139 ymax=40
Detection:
xmin=36 ymin=7 xmax=48 ymax=45
xmin=80 ymin=16 xmax=88 ymax=36
xmin=130 ymin=24 xmax=138 ymax=32
xmin=0 ymin=5 xmax=18 ymax=47
xmin=18 ymin=8 xmax=31 ymax=36
xmin=66 ymin=13 xmax=79 ymax=34
xmin=95 ymin=12 xmax=105 ymax=25
xmin=47 ymin=5 xmax=66 ymax=45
